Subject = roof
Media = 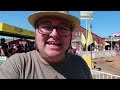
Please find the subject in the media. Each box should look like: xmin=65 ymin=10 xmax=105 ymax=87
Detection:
xmin=112 ymin=32 xmax=120 ymax=37
xmin=0 ymin=22 xmax=35 ymax=39
xmin=105 ymin=37 xmax=120 ymax=42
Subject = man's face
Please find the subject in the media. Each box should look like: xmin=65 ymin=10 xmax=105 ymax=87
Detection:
xmin=35 ymin=16 xmax=72 ymax=62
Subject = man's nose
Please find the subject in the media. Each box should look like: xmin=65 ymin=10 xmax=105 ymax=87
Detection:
xmin=49 ymin=29 xmax=59 ymax=37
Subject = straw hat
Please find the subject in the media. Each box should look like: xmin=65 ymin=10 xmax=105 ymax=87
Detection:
xmin=28 ymin=11 xmax=80 ymax=32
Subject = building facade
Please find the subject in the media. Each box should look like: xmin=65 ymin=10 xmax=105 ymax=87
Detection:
xmin=71 ymin=26 xmax=105 ymax=51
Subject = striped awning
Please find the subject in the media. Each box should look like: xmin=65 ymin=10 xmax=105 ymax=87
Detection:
xmin=112 ymin=32 xmax=120 ymax=37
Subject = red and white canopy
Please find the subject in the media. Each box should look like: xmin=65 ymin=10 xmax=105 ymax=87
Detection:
xmin=112 ymin=32 xmax=120 ymax=37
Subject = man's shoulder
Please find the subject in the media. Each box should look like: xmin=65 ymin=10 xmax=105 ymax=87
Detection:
xmin=67 ymin=53 xmax=88 ymax=65
xmin=8 ymin=50 xmax=37 ymax=61
xmin=67 ymin=53 xmax=83 ymax=60
xmin=67 ymin=53 xmax=84 ymax=63
xmin=26 ymin=50 xmax=37 ymax=55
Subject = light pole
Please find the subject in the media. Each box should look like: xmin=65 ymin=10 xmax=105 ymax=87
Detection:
xmin=80 ymin=11 xmax=93 ymax=51
xmin=111 ymin=36 xmax=113 ymax=51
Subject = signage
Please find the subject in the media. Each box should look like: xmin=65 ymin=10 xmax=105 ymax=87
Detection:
xmin=80 ymin=11 xmax=93 ymax=20
xmin=0 ymin=23 xmax=35 ymax=37
xmin=0 ymin=56 xmax=7 ymax=65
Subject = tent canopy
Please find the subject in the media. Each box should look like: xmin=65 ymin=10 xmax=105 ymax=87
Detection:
xmin=72 ymin=37 xmax=81 ymax=42
xmin=0 ymin=22 xmax=35 ymax=39
xmin=112 ymin=32 xmax=120 ymax=37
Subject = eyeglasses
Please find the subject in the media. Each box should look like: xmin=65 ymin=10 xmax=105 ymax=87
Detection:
xmin=37 ymin=24 xmax=72 ymax=37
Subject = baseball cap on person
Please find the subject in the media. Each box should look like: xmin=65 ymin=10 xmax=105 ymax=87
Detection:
xmin=28 ymin=11 xmax=80 ymax=32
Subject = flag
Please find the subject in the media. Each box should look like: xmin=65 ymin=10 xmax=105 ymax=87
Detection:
xmin=86 ymin=23 xmax=93 ymax=47
xmin=105 ymin=42 xmax=110 ymax=46
xmin=94 ymin=41 xmax=99 ymax=46
xmin=81 ymin=32 xmax=86 ymax=46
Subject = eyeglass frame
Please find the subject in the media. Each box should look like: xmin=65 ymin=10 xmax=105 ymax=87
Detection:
xmin=35 ymin=23 xmax=73 ymax=37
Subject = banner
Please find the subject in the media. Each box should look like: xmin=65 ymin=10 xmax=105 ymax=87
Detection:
xmin=80 ymin=11 xmax=93 ymax=20
xmin=105 ymin=42 xmax=110 ymax=46
xmin=0 ymin=23 xmax=35 ymax=38
xmin=94 ymin=41 xmax=99 ymax=46
xmin=81 ymin=32 xmax=86 ymax=46
xmin=86 ymin=23 xmax=93 ymax=47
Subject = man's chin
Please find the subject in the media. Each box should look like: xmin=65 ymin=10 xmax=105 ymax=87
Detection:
xmin=46 ymin=51 xmax=61 ymax=57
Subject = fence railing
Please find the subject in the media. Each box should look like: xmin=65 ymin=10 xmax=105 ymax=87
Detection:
xmin=91 ymin=69 xmax=120 ymax=79
xmin=79 ymin=50 xmax=116 ymax=59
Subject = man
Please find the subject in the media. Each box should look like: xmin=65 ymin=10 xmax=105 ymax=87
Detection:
xmin=0 ymin=45 xmax=5 ymax=56
xmin=7 ymin=45 xmax=18 ymax=57
xmin=0 ymin=11 xmax=93 ymax=79
xmin=0 ymin=38 xmax=8 ymax=56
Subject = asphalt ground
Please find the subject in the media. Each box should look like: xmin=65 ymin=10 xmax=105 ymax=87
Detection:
xmin=92 ymin=55 xmax=120 ymax=76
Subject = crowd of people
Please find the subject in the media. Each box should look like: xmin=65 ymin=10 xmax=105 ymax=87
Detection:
xmin=0 ymin=38 xmax=36 ymax=57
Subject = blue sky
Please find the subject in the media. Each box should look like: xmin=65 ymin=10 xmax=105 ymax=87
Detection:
xmin=0 ymin=11 xmax=120 ymax=38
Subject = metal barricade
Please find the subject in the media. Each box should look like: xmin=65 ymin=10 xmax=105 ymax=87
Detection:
xmin=92 ymin=69 xmax=120 ymax=79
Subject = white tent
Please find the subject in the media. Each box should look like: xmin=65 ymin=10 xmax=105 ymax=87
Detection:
xmin=112 ymin=32 xmax=120 ymax=37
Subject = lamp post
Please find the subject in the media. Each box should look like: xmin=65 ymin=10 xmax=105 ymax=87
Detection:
xmin=80 ymin=11 xmax=93 ymax=51
xmin=111 ymin=36 xmax=113 ymax=51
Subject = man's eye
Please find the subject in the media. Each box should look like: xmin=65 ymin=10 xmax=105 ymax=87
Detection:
xmin=59 ymin=27 xmax=70 ymax=30
xmin=42 ymin=25 xmax=51 ymax=29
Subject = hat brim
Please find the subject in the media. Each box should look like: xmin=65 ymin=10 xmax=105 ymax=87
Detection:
xmin=28 ymin=11 xmax=80 ymax=32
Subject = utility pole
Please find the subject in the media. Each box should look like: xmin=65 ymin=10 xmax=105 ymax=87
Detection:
xmin=80 ymin=11 xmax=93 ymax=51
xmin=111 ymin=36 xmax=113 ymax=51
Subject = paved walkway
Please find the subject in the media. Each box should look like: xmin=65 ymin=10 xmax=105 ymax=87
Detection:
xmin=93 ymin=63 xmax=120 ymax=76
xmin=92 ymin=56 xmax=120 ymax=76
